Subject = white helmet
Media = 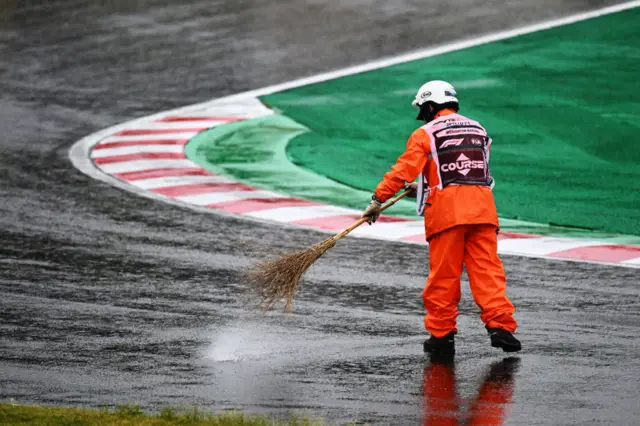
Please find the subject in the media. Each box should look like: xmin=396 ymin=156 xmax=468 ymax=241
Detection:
xmin=412 ymin=80 xmax=459 ymax=120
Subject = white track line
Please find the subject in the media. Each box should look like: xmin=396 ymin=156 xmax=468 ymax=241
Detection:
xmin=175 ymin=191 xmax=285 ymax=206
xmin=197 ymin=100 xmax=275 ymax=117
xmin=129 ymin=175 xmax=231 ymax=189
xmin=98 ymin=159 xmax=197 ymax=174
xmin=245 ymin=205 xmax=358 ymax=221
xmin=498 ymin=237 xmax=608 ymax=256
xmin=137 ymin=120 xmax=234 ymax=130
xmin=91 ymin=145 xmax=186 ymax=158
xmin=98 ymin=132 xmax=200 ymax=143
xmin=351 ymin=221 xmax=426 ymax=239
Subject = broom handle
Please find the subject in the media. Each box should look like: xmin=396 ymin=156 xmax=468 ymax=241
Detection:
xmin=330 ymin=190 xmax=412 ymax=242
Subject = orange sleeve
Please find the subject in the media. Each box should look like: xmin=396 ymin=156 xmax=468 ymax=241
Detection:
xmin=374 ymin=128 xmax=431 ymax=202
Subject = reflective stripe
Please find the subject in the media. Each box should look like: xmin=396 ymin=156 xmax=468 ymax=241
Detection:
xmin=416 ymin=173 xmax=426 ymax=216
xmin=416 ymin=174 xmax=439 ymax=217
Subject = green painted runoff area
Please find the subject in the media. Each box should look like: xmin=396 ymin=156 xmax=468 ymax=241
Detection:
xmin=187 ymin=112 xmax=640 ymax=243
xmin=259 ymin=7 xmax=640 ymax=237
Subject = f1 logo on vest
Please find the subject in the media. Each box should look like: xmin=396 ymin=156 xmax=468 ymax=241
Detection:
xmin=441 ymin=137 xmax=484 ymax=148
xmin=440 ymin=138 xmax=464 ymax=148
xmin=440 ymin=153 xmax=484 ymax=176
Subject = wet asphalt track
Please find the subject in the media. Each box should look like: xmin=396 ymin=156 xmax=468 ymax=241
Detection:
xmin=1 ymin=1 xmax=640 ymax=425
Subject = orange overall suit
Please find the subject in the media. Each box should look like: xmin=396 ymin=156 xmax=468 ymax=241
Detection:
xmin=374 ymin=109 xmax=517 ymax=338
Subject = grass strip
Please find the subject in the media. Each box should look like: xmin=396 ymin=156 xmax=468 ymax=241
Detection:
xmin=0 ymin=403 xmax=328 ymax=426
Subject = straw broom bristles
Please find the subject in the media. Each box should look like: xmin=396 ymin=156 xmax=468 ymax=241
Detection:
xmin=247 ymin=236 xmax=337 ymax=312
xmin=246 ymin=190 xmax=410 ymax=312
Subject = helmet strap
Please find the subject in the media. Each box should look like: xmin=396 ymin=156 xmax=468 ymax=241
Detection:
xmin=417 ymin=103 xmax=437 ymax=122
xmin=416 ymin=102 xmax=459 ymax=122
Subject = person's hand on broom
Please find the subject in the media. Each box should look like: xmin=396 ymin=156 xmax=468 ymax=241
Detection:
xmin=404 ymin=181 xmax=418 ymax=197
xmin=363 ymin=182 xmax=417 ymax=224
xmin=362 ymin=195 xmax=382 ymax=225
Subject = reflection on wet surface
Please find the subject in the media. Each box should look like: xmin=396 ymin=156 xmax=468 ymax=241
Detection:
xmin=423 ymin=357 xmax=519 ymax=426
xmin=1 ymin=0 xmax=640 ymax=424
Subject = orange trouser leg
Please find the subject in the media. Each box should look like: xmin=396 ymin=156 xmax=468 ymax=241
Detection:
xmin=423 ymin=226 xmax=466 ymax=337
xmin=464 ymin=224 xmax=517 ymax=332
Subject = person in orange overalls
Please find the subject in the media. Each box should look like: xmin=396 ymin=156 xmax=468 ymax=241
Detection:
xmin=362 ymin=80 xmax=521 ymax=356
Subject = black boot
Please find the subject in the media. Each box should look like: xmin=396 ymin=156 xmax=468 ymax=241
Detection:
xmin=423 ymin=332 xmax=455 ymax=360
xmin=486 ymin=327 xmax=521 ymax=353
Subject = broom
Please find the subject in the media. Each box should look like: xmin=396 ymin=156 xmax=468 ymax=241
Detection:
xmin=247 ymin=190 xmax=411 ymax=312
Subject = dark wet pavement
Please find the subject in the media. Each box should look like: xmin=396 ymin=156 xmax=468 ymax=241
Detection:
xmin=1 ymin=1 xmax=639 ymax=424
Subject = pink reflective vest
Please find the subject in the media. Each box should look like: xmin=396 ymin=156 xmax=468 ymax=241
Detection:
xmin=417 ymin=113 xmax=494 ymax=215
